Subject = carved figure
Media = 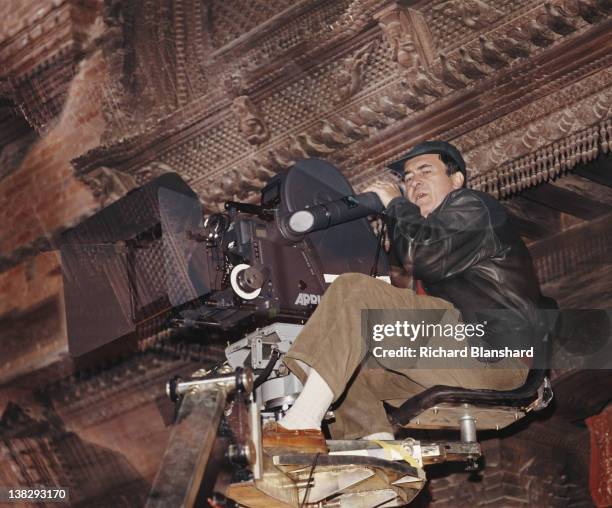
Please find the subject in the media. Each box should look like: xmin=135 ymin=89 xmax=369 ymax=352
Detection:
xmin=575 ymin=0 xmax=605 ymax=23
xmin=437 ymin=52 xmax=468 ymax=89
xmin=332 ymin=115 xmax=369 ymax=140
xmin=495 ymin=34 xmax=531 ymax=59
xmin=313 ymin=120 xmax=353 ymax=148
xmin=457 ymin=47 xmax=488 ymax=80
xmin=396 ymin=31 xmax=420 ymax=70
xmin=434 ymin=0 xmax=502 ymax=30
xmin=379 ymin=19 xmax=420 ymax=72
xmin=376 ymin=94 xmax=408 ymax=119
xmin=223 ymin=71 xmax=245 ymax=98
xmin=233 ymin=96 xmax=270 ymax=145
xmin=478 ymin=36 xmax=508 ymax=69
xmin=336 ymin=43 xmax=374 ymax=100
xmin=295 ymin=133 xmax=336 ymax=156
xmin=523 ymin=19 xmax=556 ymax=47
xmin=396 ymin=86 xmax=427 ymax=110
xmin=411 ymin=66 xmax=443 ymax=97
xmin=543 ymin=2 xmax=577 ymax=35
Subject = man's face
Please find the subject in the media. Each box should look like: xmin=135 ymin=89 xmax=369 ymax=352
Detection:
xmin=403 ymin=153 xmax=464 ymax=217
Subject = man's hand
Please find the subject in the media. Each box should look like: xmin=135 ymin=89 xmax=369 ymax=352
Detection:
xmin=363 ymin=181 xmax=402 ymax=208
xmin=369 ymin=216 xmax=391 ymax=252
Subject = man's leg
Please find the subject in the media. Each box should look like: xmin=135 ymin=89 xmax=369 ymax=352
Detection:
xmin=279 ymin=273 xmax=455 ymax=433
xmin=276 ymin=272 xmax=529 ymax=439
xmin=328 ymin=363 xmax=424 ymax=439
xmin=373 ymin=306 xmax=529 ymax=391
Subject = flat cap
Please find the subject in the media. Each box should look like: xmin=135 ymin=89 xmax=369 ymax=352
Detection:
xmin=387 ymin=140 xmax=466 ymax=177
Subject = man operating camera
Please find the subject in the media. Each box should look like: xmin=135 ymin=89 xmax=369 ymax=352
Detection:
xmin=263 ymin=140 xmax=545 ymax=452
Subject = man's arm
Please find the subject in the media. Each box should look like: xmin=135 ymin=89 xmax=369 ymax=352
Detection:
xmin=384 ymin=190 xmax=504 ymax=283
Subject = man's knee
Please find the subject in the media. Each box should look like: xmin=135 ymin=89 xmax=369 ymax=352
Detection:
xmin=469 ymin=366 xmax=529 ymax=391
xmin=499 ymin=366 xmax=529 ymax=390
xmin=328 ymin=273 xmax=374 ymax=293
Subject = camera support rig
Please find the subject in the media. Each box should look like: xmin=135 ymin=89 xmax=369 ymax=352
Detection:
xmin=146 ymin=362 xmax=481 ymax=508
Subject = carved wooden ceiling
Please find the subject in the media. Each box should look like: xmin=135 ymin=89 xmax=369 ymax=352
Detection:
xmin=68 ymin=0 xmax=611 ymax=212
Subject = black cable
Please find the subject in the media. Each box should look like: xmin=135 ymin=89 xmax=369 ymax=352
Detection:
xmin=299 ymin=452 xmax=320 ymax=508
xmin=253 ymin=349 xmax=281 ymax=390
xmin=370 ymin=218 xmax=386 ymax=277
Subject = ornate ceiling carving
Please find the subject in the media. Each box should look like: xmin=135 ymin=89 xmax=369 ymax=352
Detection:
xmin=460 ymin=68 xmax=612 ymax=196
xmin=70 ymin=0 xmax=612 ymax=214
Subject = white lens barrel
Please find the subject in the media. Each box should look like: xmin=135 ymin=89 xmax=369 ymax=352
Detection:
xmin=288 ymin=210 xmax=315 ymax=234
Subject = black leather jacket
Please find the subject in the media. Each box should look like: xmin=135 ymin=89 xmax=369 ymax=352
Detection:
xmin=385 ymin=188 xmax=545 ymax=355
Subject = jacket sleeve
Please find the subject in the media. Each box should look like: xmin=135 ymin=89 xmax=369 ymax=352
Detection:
xmin=383 ymin=190 xmax=503 ymax=283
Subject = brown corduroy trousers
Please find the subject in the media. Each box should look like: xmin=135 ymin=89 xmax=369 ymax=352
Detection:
xmin=283 ymin=273 xmax=529 ymax=439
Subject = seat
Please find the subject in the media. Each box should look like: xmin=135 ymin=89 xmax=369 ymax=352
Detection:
xmin=385 ymin=296 xmax=558 ymax=440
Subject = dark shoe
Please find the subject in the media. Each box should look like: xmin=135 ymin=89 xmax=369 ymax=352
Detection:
xmin=262 ymin=422 xmax=328 ymax=454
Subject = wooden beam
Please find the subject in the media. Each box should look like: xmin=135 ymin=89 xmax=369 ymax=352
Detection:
xmin=574 ymin=152 xmax=612 ymax=189
xmin=521 ymin=183 xmax=611 ymax=220
xmin=552 ymin=173 xmax=612 ymax=207
xmin=505 ymin=210 xmax=550 ymax=241
xmin=503 ymin=196 xmax=584 ymax=242
xmin=146 ymin=385 xmax=227 ymax=508
xmin=529 ymin=211 xmax=612 ymax=286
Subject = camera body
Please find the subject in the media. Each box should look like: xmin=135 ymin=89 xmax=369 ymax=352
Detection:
xmin=61 ymin=158 xmax=388 ymax=358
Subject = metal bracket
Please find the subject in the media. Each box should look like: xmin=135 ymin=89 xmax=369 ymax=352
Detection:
xmin=527 ymin=376 xmax=553 ymax=412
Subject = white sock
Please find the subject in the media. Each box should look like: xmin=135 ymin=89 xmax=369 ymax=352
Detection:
xmin=280 ymin=368 xmax=333 ymax=430
xmin=361 ymin=432 xmax=395 ymax=440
